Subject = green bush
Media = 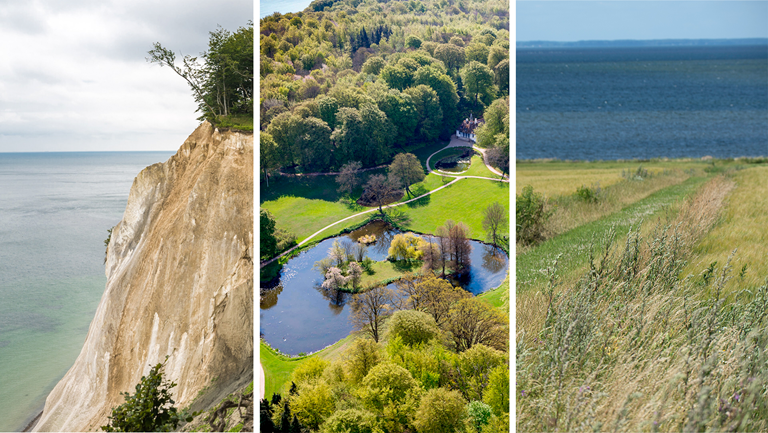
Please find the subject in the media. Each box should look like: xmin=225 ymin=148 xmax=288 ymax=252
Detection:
xmin=387 ymin=310 xmax=440 ymax=346
xmin=101 ymin=357 xmax=192 ymax=432
xmin=516 ymin=185 xmax=550 ymax=245
xmin=575 ymin=183 xmax=600 ymax=203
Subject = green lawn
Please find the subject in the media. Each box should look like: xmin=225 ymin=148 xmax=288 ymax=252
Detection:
xmin=359 ymin=260 xmax=421 ymax=288
xmin=260 ymin=341 xmax=310 ymax=399
xmin=401 ymin=178 xmax=510 ymax=241
xmin=463 ymin=155 xmax=498 ymax=178
xmin=478 ymin=270 xmax=509 ymax=312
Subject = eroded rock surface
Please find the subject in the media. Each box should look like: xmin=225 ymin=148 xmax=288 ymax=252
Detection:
xmin=34 ymin=122 xmax=253 ymax=432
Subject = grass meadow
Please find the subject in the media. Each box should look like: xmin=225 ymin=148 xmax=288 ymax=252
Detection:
xmin=516 ymin=159 xmax=768 ymax=432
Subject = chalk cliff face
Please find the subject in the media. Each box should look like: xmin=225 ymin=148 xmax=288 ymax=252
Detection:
xmin=34 ymin=122 xmax=253 ymax=432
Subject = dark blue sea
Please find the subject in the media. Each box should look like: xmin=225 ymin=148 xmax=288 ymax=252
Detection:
xmin=516 ymin=45 xmax=768 ymax=160
xmin=0 ymin=152 xmax=174 ymax=431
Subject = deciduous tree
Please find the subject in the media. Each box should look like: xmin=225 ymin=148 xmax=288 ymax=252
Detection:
xmin=344 ymin=338 xmax=381 ymax=383
xmin=261 ymin=209 xmax=278 ymax=260
xmin=101 ymin=357 xmax=192 ymax=432
xmin=350 ymin=285 xmax=394 ymax=342
xmin=412 ymin=388 xmax=467 ymax=433
xmin=363 ymin=174 xmax=401 ymax=214
xmin=446 ymin=298 xmax=508 ymax=352
xmin=404 ymin=85 xmax=442 ymax=142
xmin=388 ymin=153 xmax=425 ymax=198
xmin=336 ymin=161 xmax=363 ymax=195
xmin=460 ymin=61 xmax=495 ymax=106
xmin=482 ymin=202 xmax=507 ymax=249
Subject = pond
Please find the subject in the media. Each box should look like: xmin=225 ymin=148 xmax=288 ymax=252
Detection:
xmin=434 ymin=149 xmax=476 ymax=173
xmin=260 ymin=221 xmax=508 ymax=355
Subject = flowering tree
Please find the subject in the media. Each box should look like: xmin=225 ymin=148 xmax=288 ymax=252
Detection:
xmin=322 ymin=267 xmax=350 ymax=291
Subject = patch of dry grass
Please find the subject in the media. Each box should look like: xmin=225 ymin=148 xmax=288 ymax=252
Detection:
xmin=546 ymin=169 xmax=691 ymax=237
xmin=516 ymin=160 xmax=707 ymax=196
xmin=683 ymin=166 xmax=768 ymax=292
xmin=517 ymin=174 xmax=768 ymax=432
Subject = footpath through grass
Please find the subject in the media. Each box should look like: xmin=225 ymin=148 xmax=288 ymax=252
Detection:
xmin=517 ymin=174 xmax=710 ymax=295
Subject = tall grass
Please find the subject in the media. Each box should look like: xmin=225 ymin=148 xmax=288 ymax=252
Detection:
xmin=517 ymin=177 xmax=768 ymax=432
xmin=684 ymin=166 xmax=768 ymax=293
xmin=546 ymin=169 xmax=689 ymax=238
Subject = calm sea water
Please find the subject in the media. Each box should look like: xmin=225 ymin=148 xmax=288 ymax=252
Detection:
xmin=517 ymin=45 xmax=768 ymax=160
xmin=0 ymin=152 xmax=174 ymax=431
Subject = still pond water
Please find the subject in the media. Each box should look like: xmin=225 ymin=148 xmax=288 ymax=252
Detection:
xmin=260 ymin=221 xmax=508 ymax=355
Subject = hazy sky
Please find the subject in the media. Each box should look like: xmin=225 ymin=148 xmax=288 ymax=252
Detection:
xmin=0 ymin=0 xmax=252 ymax=152
xmin=261 ymin=0 xmax=314 ymax=17
xmin=518 ymin=1 xmax=768 ymax=42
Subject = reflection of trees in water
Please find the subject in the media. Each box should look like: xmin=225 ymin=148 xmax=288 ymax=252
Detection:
xmin=315 ymin=282 xmax=350 ymax=315
xmin=348 ymin=220 xmax=399 ymax=257
xmin=481 ymin=245 xmax=507 ymax=274
xmin=260 ymin=285 xmax=283 ymax=310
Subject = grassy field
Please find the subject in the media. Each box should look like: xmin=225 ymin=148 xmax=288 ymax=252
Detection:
xmin=682 ymin=165 xmax=768 ymax=292
xmin=516 ymin=159 xmax=768 ymax=432
xmin=516 ymin=159 xmax=709 ymax=195
xmin=464 ymin=155 xmax=498 ymax=178
xmin=260 ymin=341 xmax=310 ymax=399
xmin=401 ymin=178 xmax=509 ymax=240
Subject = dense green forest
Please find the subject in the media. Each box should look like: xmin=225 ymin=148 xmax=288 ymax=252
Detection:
xmin=260 ymin=0 xmax=509 ymax=174
xmin=149 ymin=21 xmax=254 ymax=130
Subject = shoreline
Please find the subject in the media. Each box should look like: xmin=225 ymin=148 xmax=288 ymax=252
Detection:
xmin=21 ymin=410 xmax=42 ymax=432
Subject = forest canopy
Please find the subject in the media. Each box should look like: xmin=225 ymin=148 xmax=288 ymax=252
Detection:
xmin=260 ymin=0 xmax=509 ymax=174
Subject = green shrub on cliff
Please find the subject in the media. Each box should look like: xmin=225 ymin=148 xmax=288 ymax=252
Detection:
xmin=101 ymin=357 xmax=193 ymax=432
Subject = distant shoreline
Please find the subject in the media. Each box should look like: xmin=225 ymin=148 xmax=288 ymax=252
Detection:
xmin=517 ymin=37 xmax=768 ymax=49
xmin=516 ymin=155 xmax=768 ymax=164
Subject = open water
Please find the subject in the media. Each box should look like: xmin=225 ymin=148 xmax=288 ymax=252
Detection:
xmin=0 ymin=151 xmax=173 ymax=431
xmin=517 ymin=45 xmax=768 ymax=160
xmin=261 ymin=221 xmax=508 ymax=356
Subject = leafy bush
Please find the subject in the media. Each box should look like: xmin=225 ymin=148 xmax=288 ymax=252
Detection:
xmin=101 ymin=357 xmax=192 ymax=432
xmin=575 ymin=183 xmax=601 ymax=203
xmin=387 ymin=310 xmax=440 ymax=346
xmin=516 ymin=185 xmax=550 ymax=245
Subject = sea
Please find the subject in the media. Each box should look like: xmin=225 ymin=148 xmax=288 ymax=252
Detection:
xmin=0 ymin=152 xmax=174 ymax=431
xmin=516 ymin=45 xmax=768 ymax=160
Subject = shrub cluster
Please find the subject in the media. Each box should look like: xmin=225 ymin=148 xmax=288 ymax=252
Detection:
xmin=516 ymin=185 xmax=550 ymax=245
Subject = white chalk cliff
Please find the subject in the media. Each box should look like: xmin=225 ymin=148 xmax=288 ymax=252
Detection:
xmin=34 ymin=122 xmax=253 ymax=431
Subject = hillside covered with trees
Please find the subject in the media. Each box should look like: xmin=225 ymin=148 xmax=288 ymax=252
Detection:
xmin=260 ymin=0 xmax=509 ymax=175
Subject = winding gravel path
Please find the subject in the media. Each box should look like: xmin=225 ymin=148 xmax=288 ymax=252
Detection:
xmin=260 ymin=136 xmax=508 ymax=269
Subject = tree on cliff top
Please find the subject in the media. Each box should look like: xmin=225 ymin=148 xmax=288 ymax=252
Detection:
xmin=101 ymin=357 xmax=194 ymax=432
xmin=147 ymin=22 xmax=253 ymax=123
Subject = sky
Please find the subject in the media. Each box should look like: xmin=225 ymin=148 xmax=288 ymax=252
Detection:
xmin=0 ymin=0 xmax=252 ymax=152
xmin=260 ymin=0 xmax=314 ymax=17
xmin=517 ymin=1 xmax=768 ymax=42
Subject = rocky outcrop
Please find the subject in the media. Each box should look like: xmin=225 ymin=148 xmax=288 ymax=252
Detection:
xmin=34 ymin=122 xmax=253 ymax=432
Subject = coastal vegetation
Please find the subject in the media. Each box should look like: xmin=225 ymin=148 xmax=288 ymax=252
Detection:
xmin=516 ymin=158 xmax=768 ymax=431
xmin=148 ymin=22 xmax=254 ymax=131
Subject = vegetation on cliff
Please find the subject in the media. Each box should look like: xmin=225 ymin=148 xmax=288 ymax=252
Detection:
xmin=148 ymin=22 xmax=254 ymax=131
